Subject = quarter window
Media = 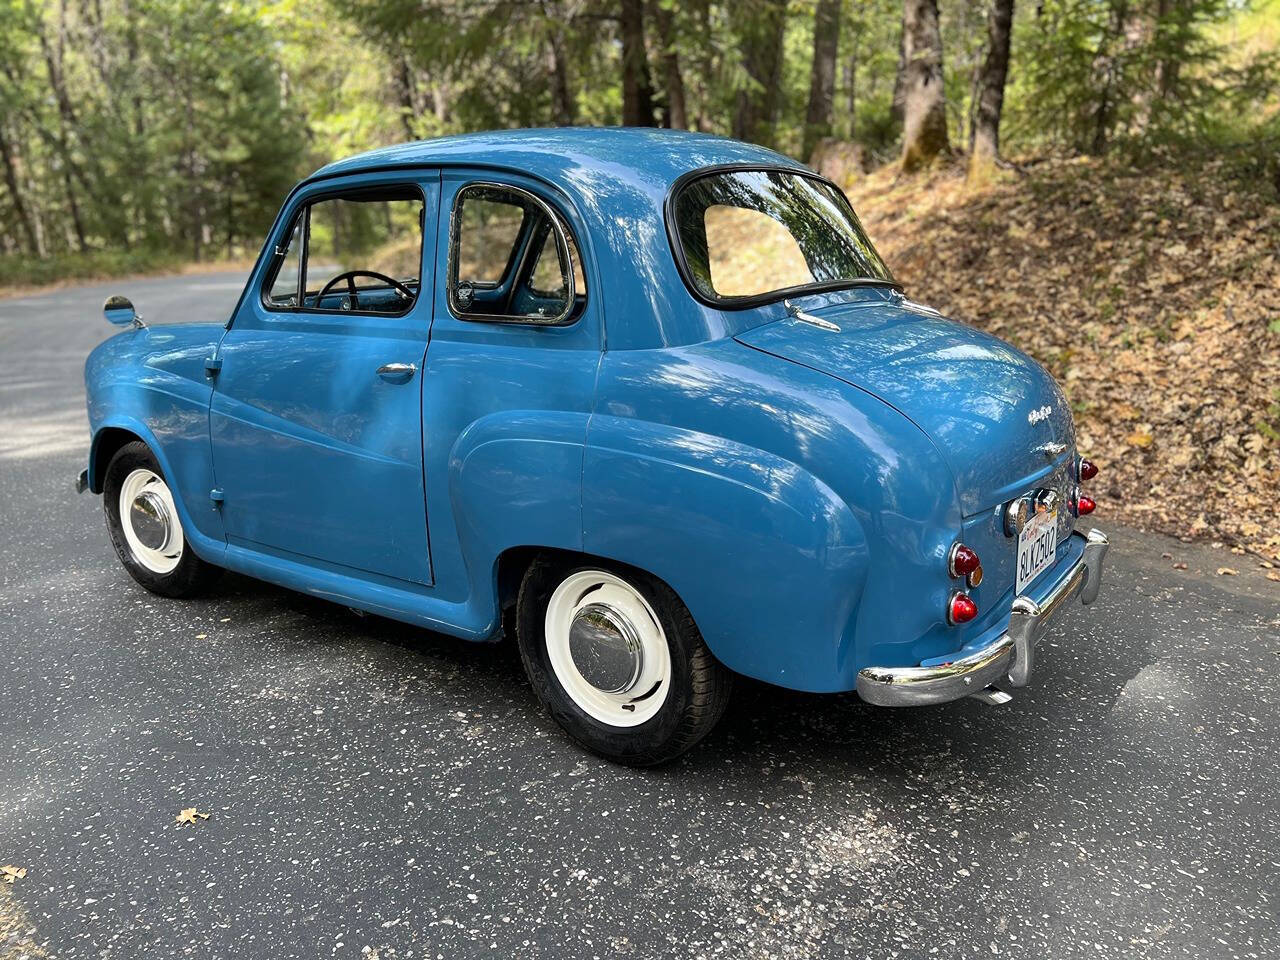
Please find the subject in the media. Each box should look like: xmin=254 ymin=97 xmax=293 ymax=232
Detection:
xmin=268 ymin=218 xmax=303 ymax=307
xmin=449 ymin=183 xmax=586 ymax=324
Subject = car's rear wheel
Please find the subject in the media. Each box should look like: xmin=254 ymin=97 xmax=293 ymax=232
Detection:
xmin=516 ymin=556 xmax=732 ymax=765
xmin=103 ymin=441 xmax=221 ymax=597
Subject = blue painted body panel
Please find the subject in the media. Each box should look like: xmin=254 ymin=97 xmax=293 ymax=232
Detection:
xmin=208 ymin=170 xmax=439 ymax=585
xmin=84 ymin=128 xmax=1081 ymax=694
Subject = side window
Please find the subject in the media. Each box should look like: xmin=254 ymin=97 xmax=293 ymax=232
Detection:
xmin=455 ymin=192 xmax=525 ymax=285
xmin=263 ymin=187 xmax=424 ymax=315
xmin=266 ymin=218 xmax=302 ymax=307
xmin=450 ymin=183 xmax=584 ymax=324
xmin=529 ymin=227 xmax=587 ymax=299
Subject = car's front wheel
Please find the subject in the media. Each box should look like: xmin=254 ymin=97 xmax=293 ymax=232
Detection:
xmin=516 ymin=557 xmax=732 ymax=765
xmin=103 ymin=440 xmax=221 ymax=597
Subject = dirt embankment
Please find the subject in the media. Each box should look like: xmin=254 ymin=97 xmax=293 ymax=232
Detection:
xmin=849 ymin=153 xmax=1280 ymax=563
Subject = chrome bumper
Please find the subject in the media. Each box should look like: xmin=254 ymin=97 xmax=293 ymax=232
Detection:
xmin=856 ymin=528 xmax=1109 ymax=707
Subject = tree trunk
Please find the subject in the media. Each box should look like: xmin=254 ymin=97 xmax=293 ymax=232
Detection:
xmin=968 ymin=0 xmax=1014 ymax=182
xmin=844 ymin=31 xmax=859 ymax=140
xmin=1089 ymin=0 xmax=1128 ymax=154
xmin=652 ymin=1 xmax=687 ymax=129
xmin=891 ymin=26 xmax=905 ymax=130
xmin=691 ymin=0 xmax=714 ymax=131
xmin=546 ymin=29 xmax=576 ymax=125
xmin=620 ymin=0 xmax=656 ymax=126
xmin=1154 ymin=0 xmax=1184 ymax=100
xmin=899 ymin=0 xmax=949 ymax=172
xmin=803 ymin=0 xmax=840 ymax=159
xmin=394 ymin=55 xmax=419 ymax=140
xmin=0 ymin=122 xmax=41 ymax=255
xmin=732 ymin=0 xmax=788 ymax=148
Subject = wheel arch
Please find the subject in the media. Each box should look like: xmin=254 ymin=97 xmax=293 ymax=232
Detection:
xmin=581 ymin=415 xmax=872 ymax=693
xmin=494 ymin=545 xmax=693 ymax=630
xmin=87 ymin=417 xmax=226 ymax=564
xmin=87 ymin=425 xmax=144 ymax=494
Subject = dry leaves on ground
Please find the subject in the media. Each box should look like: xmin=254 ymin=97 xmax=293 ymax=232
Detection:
xmin=851 ymin=151 xmax=1280 ymax=561
xmin=0 ymin=867 xmax=25 ymax=884
xmin=175 ymin=808 xmax=211 ymax=826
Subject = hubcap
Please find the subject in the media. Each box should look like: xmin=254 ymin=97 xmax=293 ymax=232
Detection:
xmin=130 ymin=490 xmax=171 ymax=552
xmin=568 ymin=602 xmax=644 ymax=694
xmin=544 ymin=570 xmax=672 ymax=727
xmin=118 ymin=468 xmax=184 ymax=574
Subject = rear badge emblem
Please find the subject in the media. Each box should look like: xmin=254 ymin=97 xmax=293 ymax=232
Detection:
xmin=1027 ymin=405 xmax=1053 ymax=425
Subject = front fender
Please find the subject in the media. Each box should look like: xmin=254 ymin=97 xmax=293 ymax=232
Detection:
xmin=582 ymin=416 xmax=869 ymax=692
xmin=84 ymin=324 xmax=226 ymax=553
xmin=87 ymin=416 xmax=226 ymax=563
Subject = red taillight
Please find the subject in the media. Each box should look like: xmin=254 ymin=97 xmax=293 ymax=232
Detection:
xmin=1077 ymin=458 xmax=1098 ymax=482
xmin=948 ymin=592 xmax=978 ymax=625
xmin=1075 ymin=494 xmax=1096 ymax=516
xmin=948 ymin=543 xmax=981 ymax=578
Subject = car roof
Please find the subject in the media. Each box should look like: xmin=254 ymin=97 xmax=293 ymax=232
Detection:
xmin=307 ymin=127 xmax=804 ymax=192
xmin=304 ymin=128 xmax=812 ymax=350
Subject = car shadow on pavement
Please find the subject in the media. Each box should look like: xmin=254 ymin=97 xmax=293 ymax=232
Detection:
xmin=206 ymin=570 xmax=1150 ymax=794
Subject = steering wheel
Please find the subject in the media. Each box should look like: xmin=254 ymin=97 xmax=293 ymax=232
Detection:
xmin=315 ymin=270 xmax=415 ymax=310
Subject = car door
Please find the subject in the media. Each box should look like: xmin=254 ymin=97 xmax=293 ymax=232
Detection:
xmin=208 ymin=170 xmax=439 ymax=585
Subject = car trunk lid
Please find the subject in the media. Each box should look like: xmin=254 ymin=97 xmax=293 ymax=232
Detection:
xmin=734 ymin=298 xmax=1075 ymax=515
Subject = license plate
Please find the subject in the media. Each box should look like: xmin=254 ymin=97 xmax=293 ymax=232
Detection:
xmin=1016 ymin=509 xmax=1057 ymax=594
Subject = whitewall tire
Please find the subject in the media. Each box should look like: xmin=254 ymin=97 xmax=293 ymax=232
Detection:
xmin=103 ymin=441 xmax=221 ymax=597
xmin=517 ymin=556 xmax=732 ymax=765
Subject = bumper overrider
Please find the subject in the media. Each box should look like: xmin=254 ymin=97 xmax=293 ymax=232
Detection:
xmin=856 ymin=528 xmax=1109 ymax=707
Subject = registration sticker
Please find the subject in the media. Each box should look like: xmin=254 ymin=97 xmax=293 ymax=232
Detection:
xmin=1016 ymin=509 xmax=1057 ymax=595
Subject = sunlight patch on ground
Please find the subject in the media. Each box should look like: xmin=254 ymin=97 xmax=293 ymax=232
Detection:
xmin=1 ymin=885 xmax=52 ymax=959
xmin=0 ymin=411 xmax=86 ymax=461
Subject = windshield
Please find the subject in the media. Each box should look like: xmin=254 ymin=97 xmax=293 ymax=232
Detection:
xmin=670 ymin=169 xmax=895 ymax=304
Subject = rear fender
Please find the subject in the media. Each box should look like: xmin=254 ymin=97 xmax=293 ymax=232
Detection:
xmin=448 ymin=410 xmax=589 ymax=624
xmin=582 ymin=416 xmax=868 ymax=692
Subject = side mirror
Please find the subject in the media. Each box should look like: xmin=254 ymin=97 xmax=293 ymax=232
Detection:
xmin=103 ymin=295 xmax=142 ymax=327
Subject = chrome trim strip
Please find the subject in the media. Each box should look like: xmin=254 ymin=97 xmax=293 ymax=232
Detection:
xmin=783 ymin=298 xmax=841 ymax=332
xmin=856 ymin=528 xmax=1109 ymax=707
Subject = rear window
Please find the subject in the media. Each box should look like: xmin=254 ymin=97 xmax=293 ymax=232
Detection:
xmin=670 ymin=169 xmax=895 ymax=304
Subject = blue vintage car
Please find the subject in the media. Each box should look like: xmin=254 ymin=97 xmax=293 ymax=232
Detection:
xmin=80 ymin=128 xmax=1107 ymax=764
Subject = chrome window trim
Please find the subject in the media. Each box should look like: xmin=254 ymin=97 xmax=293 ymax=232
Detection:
xmin=258 ymin=182 xmax=426 ymax=319
xmin=447 ymin=181 xmax=577 ymax=326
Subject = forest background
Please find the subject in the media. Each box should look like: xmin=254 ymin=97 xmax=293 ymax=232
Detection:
xmin=2 ymin=0 xmax=1278 ymax=558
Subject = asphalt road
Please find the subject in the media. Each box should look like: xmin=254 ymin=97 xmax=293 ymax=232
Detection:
xmin=1 ymin=272 xmax=1278 ymax=960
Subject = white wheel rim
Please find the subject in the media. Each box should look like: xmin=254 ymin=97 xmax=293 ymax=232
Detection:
xmin=118 ymin=468 xmax=184 ymax=574
xmin=544 ymin=570 xmax=672 ymax=727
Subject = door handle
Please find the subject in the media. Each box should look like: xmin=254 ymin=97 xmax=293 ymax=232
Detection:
xmin=376 ymin=362 xmax=417 ymax=383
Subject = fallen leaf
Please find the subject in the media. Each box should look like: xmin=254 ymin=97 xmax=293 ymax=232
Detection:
xmin=1216 ymin=567 xmax=1238 ymax=576
xmin=1126 ymin=431 xmax=1155 ymax=448
xmin=194 ymin=633 xmax=207 ymax=640
xmin=175 ymin=807 xmax=211 ymax=826
xmin=1266 ymin=572 xmax=1280 ymax=582
xmin=1 ymin=865 xmax=26 ymax=883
